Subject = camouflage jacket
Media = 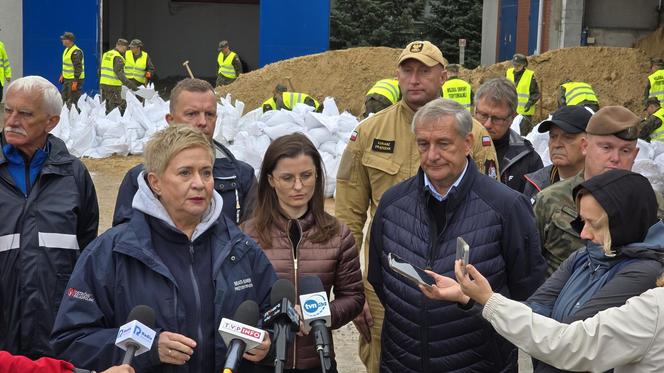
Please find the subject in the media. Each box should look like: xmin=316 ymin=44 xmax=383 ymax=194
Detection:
xmin=535 ymin=171 xmax=664 ymax=276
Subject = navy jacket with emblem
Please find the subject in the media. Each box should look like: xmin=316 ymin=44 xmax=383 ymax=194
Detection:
xmin=368 ymin=159 xmax=546 ymax=372
xmin=112 ymin=140 xmax=256 ymax=226
xmin=51 ymin=179 xmax=276 ymax=373
xmin=0 ymin=134 xmax=99 ymax=358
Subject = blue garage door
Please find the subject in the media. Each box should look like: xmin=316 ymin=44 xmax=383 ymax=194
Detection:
xmin=499 ymin=0 xmax=518 ymax=61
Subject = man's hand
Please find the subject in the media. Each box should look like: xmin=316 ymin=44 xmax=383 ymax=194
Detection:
xmin=145 ymin=71 xmax=152 ymax=80
xmin=243 ymin=332 xmax=271 ymax=362
xmin=58 ymin=75 xmax=64 ymax=84
xmin=420 ymin=270 xmax=469 ymax=305
xmin=71 ymin=81 xmax=78 ymax=92
xmin=157 ymin=331 xmax=197 ymax=365
xmin=352 ymin=300 xmax=374 ymax=342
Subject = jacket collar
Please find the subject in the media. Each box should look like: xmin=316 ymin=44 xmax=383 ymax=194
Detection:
xmin=419 ymin=155 xmax=478 ymax=212
xmin=0 ymin=133 xmax=75 ymax=173
xmin=273 ymin=209 xmax=316 ymax=233
xmin=132 ymin=170 xmax=223 ymax=241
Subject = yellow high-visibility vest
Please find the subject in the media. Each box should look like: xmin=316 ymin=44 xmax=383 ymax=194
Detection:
xmin=283 ymin=92 xmax=320 ymax=110
xmin=648 ymin=70 xmax=664 ymax=104
xmin=217 ymin=51 xmax=238 ymax=79
xmin=651 ymin=107 xmax=664 ymax=142
xmin=62 ymin=44 xmax=85 ymax=80
xmin=0 ymin=41 xmax=11 ymax=86
xmin=562 ymin=82 xmax=598 ymax=106
xmin=100 ymin=49 xmax=123 ymax=86
xmin=442 ymin=78 xmax=472 ymax=112
xmin=124 ymin=50 xmax=148 ymax=84
xmin=262 ymin=98 xmax=277 ymax=111
xmin=367 ymin=79 xmax=401 ymax=104
xmin=506 ymin=68 xmax=535 ymax=115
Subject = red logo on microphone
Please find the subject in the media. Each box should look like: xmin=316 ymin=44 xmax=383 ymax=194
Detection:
xmin=240 ymin=327 xmax=261 ymax=339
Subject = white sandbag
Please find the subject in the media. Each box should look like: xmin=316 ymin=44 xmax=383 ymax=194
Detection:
xmin=307 ymin=127 xmax=333 ymax=147
xmin=321 ymin=97 xmax=340 ymax=117
xmin=263 ymin=122 xmax=304 ymax=140
xmin=636 ymin=139 xmax=654 ymax=160
xmin=633 ymin=159 xmax=664 ymax=194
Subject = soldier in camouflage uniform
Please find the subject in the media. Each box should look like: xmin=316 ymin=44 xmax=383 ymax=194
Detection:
xmin=59 ymin=32 xmax=84 ymax=111
xmin=215 ymin=40 xmax=242 ymax=87
xmin=335 ymin=40 xmax=499 ymax=373
xmin=100 ymin=39 xmax=138 ymax=114
xmin=534 ymin=106 xmax=664 ymax=275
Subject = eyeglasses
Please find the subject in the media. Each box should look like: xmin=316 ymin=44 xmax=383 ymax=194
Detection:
xmin=474 ymin=108 xmax=511 ymax=126
xmin=271 ymin=172 xmax=317 ymax=187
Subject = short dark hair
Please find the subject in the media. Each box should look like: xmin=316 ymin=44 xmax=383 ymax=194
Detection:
xmin=169 ymin=78 xmax=215 ymax=113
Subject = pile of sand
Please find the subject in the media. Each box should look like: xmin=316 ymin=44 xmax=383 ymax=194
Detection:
xmin=634 ymin=26 xmax=664 ymax=61
xmin=218 ymin=46 xmax=653 ymax=122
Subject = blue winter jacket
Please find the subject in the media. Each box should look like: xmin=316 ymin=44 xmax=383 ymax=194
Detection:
xmin=51 ymin=193 xmax=277 ymax=372
xmin=368 ymin=159 xmax=546 ymax=372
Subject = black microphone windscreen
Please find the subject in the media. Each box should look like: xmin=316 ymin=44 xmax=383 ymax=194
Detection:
xmin=270 ymin=279 xmax=296 ymax=305
xmin=126 ymin=305 xmax=156 ymax=328
xmin=299 ymin=275 xmax=325 ymax=295
xmin=233 ymin=300 xmax=260 ymax=326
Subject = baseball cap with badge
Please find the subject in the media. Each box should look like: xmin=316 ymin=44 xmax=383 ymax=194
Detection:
xmin=586 ymin=106 xmax=641 ymax=141
xmin=538 ymin=105 xmax=593 ymax=134
xmin=397 ymin=41 xmax=446 ymax=67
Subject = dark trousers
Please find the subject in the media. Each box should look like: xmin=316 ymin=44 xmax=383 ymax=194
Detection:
xmin=61 ymin=79 xmax=83 ymax=111
xmin=240 ymin=359 xmax=338 ymax=373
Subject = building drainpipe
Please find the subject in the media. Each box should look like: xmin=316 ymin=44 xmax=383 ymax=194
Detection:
xmin=535 ymin=0 xmax=545 ymax=54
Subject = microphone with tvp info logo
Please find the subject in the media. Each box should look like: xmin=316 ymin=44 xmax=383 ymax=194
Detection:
xmin=299 ymin=275 xmax=332 ymax=372
xmin=219 ymin=300 xmax=266 ymax=373
xmin=115 ymin=305 xmax=157 ymax=365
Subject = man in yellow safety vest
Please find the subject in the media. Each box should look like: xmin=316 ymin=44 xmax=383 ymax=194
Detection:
xmin=216 ymin=40 xmax=242 ymax=87
xmin=100 ymin=38 xmax=138 ymax=114
xmin=124 ymin=39 xmax=155 ymax=88
xmin=363 ymin=78 xmax=401 ymax=117
xmin=558 ymin=79 xmax=599 ymax=112
xmin=442 ymin=64 xmax=472 ymax=112
xmin=640 ymin=96 xmax=664 ymax=142
xmin=0 ymin=32 xmax=11 ymax=105
xmin=645 ymin=58 xmax=664 ymax=107
xmin=59 ymin=32 xmax=84 ymax=110
xmin=261 ymin=84 xmax=321 ymax=113
xmin=505 ymin=53 xmax=540 ymax=135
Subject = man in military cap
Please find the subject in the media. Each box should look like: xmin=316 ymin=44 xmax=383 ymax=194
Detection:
xmin=124 ymin=39 xmax=155 ymax=88
xmin=645 ymin=58 xmax=664 ymax=107
xmin=100 ymin=38 xmax=138 ymax=114
xmin=640 ymin=96 xmax=664 ymax=142
xmin=534 ymin=105 xmax=664 ymax=275
xmin=441 ymin=63 xmax=472 ymax=111
xmin=523 ymin=105 xmax=592 ymax=200
xmin=505 ymin=53 xmax=540 ymax=135
xmin=363 ymin=78 xmax=401 ymax=117
xmin=336 ymin=40 xmax=499 ymax=373
xmin=59 ymin=32 xmax=84 ymax=110
xmin=216 ymin=40 xmax=242 ymax=87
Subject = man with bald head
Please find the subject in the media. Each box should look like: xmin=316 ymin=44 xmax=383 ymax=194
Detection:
xmin=336 ymin=40 xmax=499 ymax=373
xmin=535 ymin=105 xmax=664 ymax=275
xmin=0 ymin=76 xmax=99 ymax=358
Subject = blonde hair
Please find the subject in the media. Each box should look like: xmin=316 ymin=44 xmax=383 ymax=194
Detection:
xmin=144 ymin=124 xmax=214 ymax=176
xmin=576 ymin=191 xmax=613 ymax=256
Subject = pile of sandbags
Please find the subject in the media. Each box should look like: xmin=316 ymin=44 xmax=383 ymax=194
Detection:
xmin=51 ymin=92 xmax=358 ymax=197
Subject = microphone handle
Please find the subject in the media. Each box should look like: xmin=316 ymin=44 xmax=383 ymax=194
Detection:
xmin=122 ymin=344 xmax=138 ymax=365
xmin=274 ymin=322 xmax=290 ymax=373
xmin=223 ymin=339 xmax=246 ymax=373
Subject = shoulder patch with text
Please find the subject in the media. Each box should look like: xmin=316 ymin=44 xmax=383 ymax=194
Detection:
xmin=372 ymin=138 xmax=395 ymax=153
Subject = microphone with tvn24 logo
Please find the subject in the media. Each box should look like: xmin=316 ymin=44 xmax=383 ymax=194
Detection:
xmin=299 ymin=275 xmax=332 ymax=372
xmin=263 ymin=279 xmax=300 ymax=373
xmin=115 ymin=305 xmax=157 ymax=365
xmin=219 ymin=299 xmax=266 ymax=373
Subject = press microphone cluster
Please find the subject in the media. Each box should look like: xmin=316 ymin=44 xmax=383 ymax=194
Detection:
xmin=115 ymin=305 xmax=157 ymax=365
xmin=263 ymin=279 xmax=300 ymax=373
xmin=299 ymin=275 xmax=332 ymax=372
xmin=219 ymin=300 xmax=266 ymax=373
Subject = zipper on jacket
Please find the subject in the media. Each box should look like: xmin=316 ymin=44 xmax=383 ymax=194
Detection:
xmin=188 ymin=242 xmax=204 ymax=370
xmin=23 ymin=160 xmax=31 ymax=196
xmin=287 ymin=219 xmax=303 ymax=369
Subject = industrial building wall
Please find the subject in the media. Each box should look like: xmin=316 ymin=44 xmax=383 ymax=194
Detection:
xmin=106 ymin=0 xmax=260 ymax=81
xmin=584 ymin=0 xmax=659 ymax=47
xmin=0 ymin=0 xmax=22 ymax=98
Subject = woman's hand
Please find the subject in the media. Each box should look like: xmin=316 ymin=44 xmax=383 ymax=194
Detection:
xmin=243 ymin=332 xmax=271 ymax=362
xmin=101 ymin=364 xmax=135 ymax=373
xmin=454 ymin=260 xmax=494 ymax=305
xmin=419 ymin=270 xmax=470 ymax=305
xmin=294 ymin=304 xmax=308 ymax=336
xmin=157 ymin=331 xmax=197 ymax=365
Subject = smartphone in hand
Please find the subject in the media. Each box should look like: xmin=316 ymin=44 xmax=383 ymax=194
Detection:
xmin=387 ymin=253 xmax=435 ymax=288
xmin=456 ymin=237 xmax=470 ymax=275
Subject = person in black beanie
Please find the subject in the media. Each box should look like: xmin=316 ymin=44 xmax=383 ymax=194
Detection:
xmin=522 ymin=169 xmax=664 ymax=373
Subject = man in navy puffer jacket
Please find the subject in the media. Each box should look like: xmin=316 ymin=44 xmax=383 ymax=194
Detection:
xmin=368 ymin=98 xmax=546 ymax=372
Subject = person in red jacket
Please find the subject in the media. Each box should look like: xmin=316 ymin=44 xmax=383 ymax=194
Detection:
xmin=0 ymin=351 xmax=134 ymax=373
